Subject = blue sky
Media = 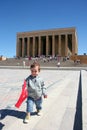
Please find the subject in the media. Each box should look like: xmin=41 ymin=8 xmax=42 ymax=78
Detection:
xmin=0 ymin=0 xmax=87 ymax=57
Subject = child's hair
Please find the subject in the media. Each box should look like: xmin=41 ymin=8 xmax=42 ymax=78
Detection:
xmin=30 ymin=62 xmax=40 ymax=72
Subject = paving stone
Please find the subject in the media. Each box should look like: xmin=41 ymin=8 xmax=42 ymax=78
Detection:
xmin=0 ymin=69 xmax=85 ymax=130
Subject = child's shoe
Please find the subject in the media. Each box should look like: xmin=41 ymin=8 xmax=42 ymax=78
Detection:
xmin=37 ymin=110 xmax=43 ymax=116
xmin=23 ymin=114 xmax=30 ymax=123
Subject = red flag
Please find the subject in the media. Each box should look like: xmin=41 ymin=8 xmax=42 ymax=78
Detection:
xmin=15 ymin=80 xmax=28 ymax=108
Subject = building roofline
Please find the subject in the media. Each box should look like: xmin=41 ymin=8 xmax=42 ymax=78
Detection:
xmin=17 ymin=27 xmax=77 ymax=35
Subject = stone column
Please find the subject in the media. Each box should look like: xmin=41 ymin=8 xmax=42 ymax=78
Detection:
xmin=65 ymin=34 xmax=68 ymax=56
xmin=52 ymin=35 xmax=55 ymax=56
xmin=46 ymin=35 xmax=49 ymax=56
xmin=58 ymin=35 xmax=61 ymax=55
xmin=38 ymin=36 xmax=41 ymax=56
xmin=22 ymin=38 xmax=25 ymax=57
xmin=33 ymin=37 xmax=35 ymax=57
xmin=72 ymin=34 xmax=75 ymax=55
xmin=16 ymin=37 xmax=19 ymax=57
xmin=27 ymin=37 xmax=30 ymax=57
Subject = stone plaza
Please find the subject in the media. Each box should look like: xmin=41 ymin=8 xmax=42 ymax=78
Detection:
xmin=0 ymin=68 xmax=87 ymax=130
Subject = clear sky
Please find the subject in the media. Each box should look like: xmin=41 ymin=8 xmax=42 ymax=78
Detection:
xmin=0 ymin=0 xmax=87 ymax=58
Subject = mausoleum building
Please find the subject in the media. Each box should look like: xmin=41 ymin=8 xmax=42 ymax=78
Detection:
xmin=16 ymin=27 xmax=78 ymax=57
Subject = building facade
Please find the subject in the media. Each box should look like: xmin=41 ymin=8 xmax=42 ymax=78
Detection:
xmin=16 ymin=27 xmax=78 ymax=57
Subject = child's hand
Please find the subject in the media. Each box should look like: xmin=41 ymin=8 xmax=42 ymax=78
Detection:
xmin=44 ymin=95 xmax=47 ymax=98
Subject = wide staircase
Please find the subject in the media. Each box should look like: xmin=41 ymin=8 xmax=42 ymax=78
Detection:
xmin=0 ymin=57 xmax=87 ymax=67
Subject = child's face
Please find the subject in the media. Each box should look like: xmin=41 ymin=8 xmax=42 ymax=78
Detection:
xmin=30 ymin=66 xmax=39 ymax=76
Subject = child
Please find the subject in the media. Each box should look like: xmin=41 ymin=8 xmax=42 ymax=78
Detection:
xmin=23 ymin=62 xmax=47 ymax=123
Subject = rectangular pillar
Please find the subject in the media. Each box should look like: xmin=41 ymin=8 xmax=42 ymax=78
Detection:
xmin=27 ymin=37 xmax=30 ymax=57
xmin=16 ymin=38 xmax=19 ymax=57
xmin=65 ymin=34 xmax=68 ymax=56
xmin=33 ymin=37 xmax=35 ymax=57
xmin=38 ymin=36 xmax=41 ymax=56
xmin=22 ymin=38 xmax=25 ymax=57
xmin=46 ymin=35 xmax=49 ymax=56
xmin=52 ymin=35 xmax=55 ymax=57
xmin=72 ymin=34 xmax=75 ymax=55
xmin=58 ymin=35 xmax=61 ymax=56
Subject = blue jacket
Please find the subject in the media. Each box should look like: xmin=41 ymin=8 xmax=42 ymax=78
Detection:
xmin=26 ymin=75 xmax=47 ymax=99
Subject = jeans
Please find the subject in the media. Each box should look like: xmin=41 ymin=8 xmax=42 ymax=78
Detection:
xmin=26 ymin=97 xmax=42 ymax=113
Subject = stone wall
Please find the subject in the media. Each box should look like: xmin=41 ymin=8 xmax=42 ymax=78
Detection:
xmin=70 ymin=55 xmax=87 ymax=64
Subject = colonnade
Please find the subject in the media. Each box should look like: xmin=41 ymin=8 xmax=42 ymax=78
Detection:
xmin=16 ymin=29 xmax=77 ymax=58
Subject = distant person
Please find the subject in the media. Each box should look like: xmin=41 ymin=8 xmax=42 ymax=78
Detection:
xmin=23 ymin=62 xmax=47 ymax=123
xmin=23 ymin=61 xmax=25 ymax=67
xmin=57 ymin=62 xmax=60 ymax=67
